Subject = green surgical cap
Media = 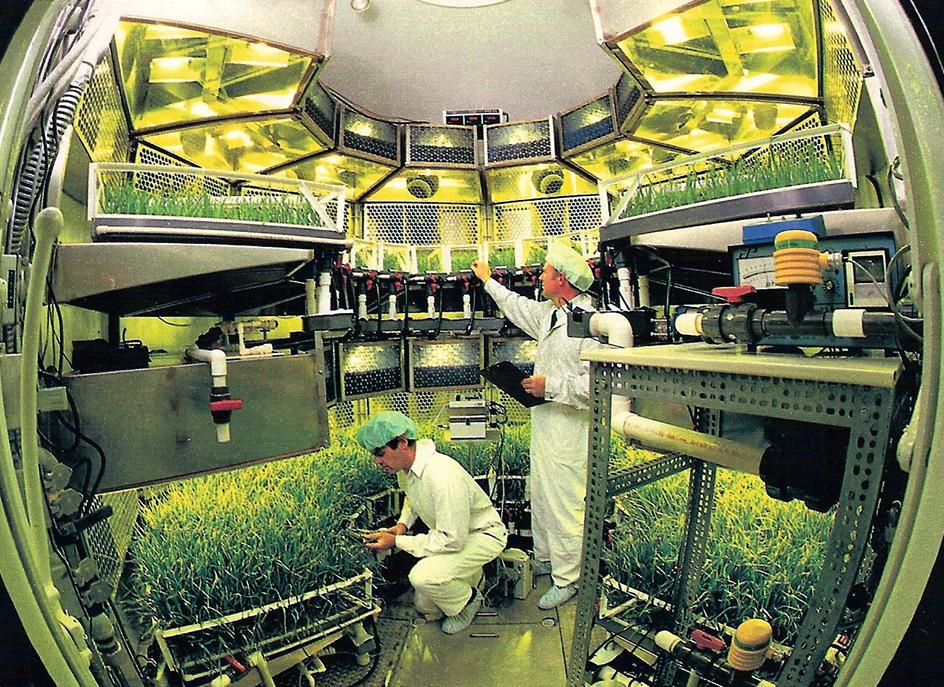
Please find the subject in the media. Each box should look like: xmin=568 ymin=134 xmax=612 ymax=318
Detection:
xmin=355 ymin=410 xmax=418 ymax=450
xmin=546 ymin=241 xmax=594 ymax=292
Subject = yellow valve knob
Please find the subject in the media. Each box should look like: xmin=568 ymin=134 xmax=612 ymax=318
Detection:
xmin=773 ymin=229 xmax=826 ymax=286
xmin=727 ymin=618 xmax=772 ymax=671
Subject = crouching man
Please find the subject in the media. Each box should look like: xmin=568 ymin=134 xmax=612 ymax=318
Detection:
xmin=357 ymin=411 xmax=507 ymax=634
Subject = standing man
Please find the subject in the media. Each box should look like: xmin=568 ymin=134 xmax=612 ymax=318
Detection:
xmin=357 ymin=410 xmax=507 ymax=634
xmin=471 ymin=241 xmax=598 ymax=609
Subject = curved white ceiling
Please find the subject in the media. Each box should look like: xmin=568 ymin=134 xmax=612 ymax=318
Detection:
xmin=321 ymin=0 xmax=622 ymax=122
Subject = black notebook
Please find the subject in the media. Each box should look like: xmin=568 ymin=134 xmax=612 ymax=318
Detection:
xmin=481 ymin=361 xmax=548 ymax=408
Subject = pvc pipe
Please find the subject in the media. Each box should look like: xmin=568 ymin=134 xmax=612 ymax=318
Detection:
xmin=638 ymin=275 xmax=651 ymax=307
xmin=305 ymin=278 xmax=317 ymax=316
xmin=427 ymin=295 xmax=436 ymax=318
xmin=20 ymin=208 xmax=60 ymax=581
xmin=616 ymin=266 xmax=635 ymax=309
xmin=316 ymin=271 xmax=332 ymax=314
xmin=387 ymin=294 xmax=397 ymax=319
xmin=589 ymin=311 xmax=767 ymax=475
xmin=235 ymin=323 xmax=273 ymax=357
xmin=186 ymin=346 xmax=227 ymax=386
xmin=2 ymin=207 xmax=97 ymax=686
xmin=248 ymin=651 xmax=277 ymax=687
xmin=463 ymin=293 xmax=471 ymax=318
xmin=358 ymin=293 xmax=368 ymax=320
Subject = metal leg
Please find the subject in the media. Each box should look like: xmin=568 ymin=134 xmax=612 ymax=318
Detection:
xmin=566 ymin=364 xmax=612 ymax=687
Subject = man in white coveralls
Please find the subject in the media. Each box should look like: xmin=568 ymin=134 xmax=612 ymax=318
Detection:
xmin=471 ymin=241 xmax=599 ymax=609
xmin=359 ymin=411 xmax=507 ymax=634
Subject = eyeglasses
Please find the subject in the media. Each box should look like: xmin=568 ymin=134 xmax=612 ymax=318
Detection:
xmin=371 ymin=446 xmax=387 ymax=458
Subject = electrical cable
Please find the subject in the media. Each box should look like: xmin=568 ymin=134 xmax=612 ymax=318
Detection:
xmin=157 ymin=316 xmax=190 ymax=327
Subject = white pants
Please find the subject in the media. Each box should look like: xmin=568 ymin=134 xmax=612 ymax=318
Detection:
xmin=530 ymin=403 xmax=589 ymax=587
xmin=409 ymin=530 xmax=506 ymax=617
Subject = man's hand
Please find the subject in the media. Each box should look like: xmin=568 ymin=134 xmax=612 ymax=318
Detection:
xmin=522 ymin=374 xmax=546 ymax=398
xmin=470 ymin=259 xmax=492 ymax=283
xmin=385 ymin=523 xmax=408 ymax=536
xmin=364 ymin=531 xmax=397 ymax=551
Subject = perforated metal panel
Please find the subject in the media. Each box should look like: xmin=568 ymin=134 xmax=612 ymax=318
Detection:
xmin=340 ymin=341 xmax=403 ymax=400
xmin=84 ymin=490 xmax=140 ymax=596
xmin=821 ymin=0 xmax=863 ymax=126
xmin=362 ymin=203 xmax=482 ymax=246
xmin=406 ymin=125 xmax=477 ymax=168
xmin=74 ymin=58 xmax=130 ymax=163
xmin=614 ymin=71 xmax=645 ymax=133
xmin=134 ymin=145 xmax=231 ymax=197
xmin=491 ymin=196 xmax=602 ymax=242
xmin=485 ymin=117 xmax=555 ymax=167
xmin=560 ymin=94 xmax=617 ymax=156
xmin=301 ymin=79 xmax=337 ymax=145
xmin=409 ymin=337 xmax=483 ymax=391
xmin=340 ymin=106 xmax=400 ymax=165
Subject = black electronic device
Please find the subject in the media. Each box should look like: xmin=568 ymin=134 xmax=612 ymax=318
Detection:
xmin=72 ymin=339 xmax=150 ymax=374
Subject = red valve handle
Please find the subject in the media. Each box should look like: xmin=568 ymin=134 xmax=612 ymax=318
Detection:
xmin=210 ymin=399 xmax=243 ymax=412
xmin=711 ymin=285 xmax=757 ymax=304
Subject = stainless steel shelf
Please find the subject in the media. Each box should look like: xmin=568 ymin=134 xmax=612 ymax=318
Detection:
xmin=53 ymin=242 xmax=322 ymax=316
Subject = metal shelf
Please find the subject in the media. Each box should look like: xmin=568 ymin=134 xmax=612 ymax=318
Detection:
xmin=567 ymin=345 xmax=901 ymax=687
xmin=53 ymin=242 xmax=323 ymax=316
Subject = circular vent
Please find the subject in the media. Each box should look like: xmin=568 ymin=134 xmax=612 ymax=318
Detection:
xmin=532 ymin=168 xmax=564 ymax=195
xmin=406 ymin=174 xmax=440 ymax=199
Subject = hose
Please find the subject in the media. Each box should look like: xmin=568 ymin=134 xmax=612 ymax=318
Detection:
xmin=8 ymin=70 xmax=90 ymax=255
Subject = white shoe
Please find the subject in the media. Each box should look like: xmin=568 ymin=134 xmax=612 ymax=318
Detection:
xmin=442 ymin=589 xmax=482 ymax=634
xmin=532 ymin=559 xmax=552 ymax=576
xmin=538 ymin=584 xmax=577 ymax=610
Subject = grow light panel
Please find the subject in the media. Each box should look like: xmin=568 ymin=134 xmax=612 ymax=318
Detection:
xmin=113 ymin=19 xmax=317 ymax=131
xmin=560 ymin=94 xmax=619 ymax=157
xmin=568 ymin=137 xmax=688 ymax=182
xmin=406 ymin=124 xmax=478 ymax=168
xmin=299 ymin=79 xmax=338 ymax=146
xmin=365 ymin=168 xmax=483 ymax=203
xmin=408 ymin=338 xmax=484 ymax=391
xmin=633 ymin=98 xmax=813 ymax=152
xmin=339 ymin=341 xmax=404 ymax=400
xmin=603 ymin=0 xmax=818 ymax=99
xmin=272 ymin=152 xmax=396 ymax=201
xmin=142 ymin=116 xmax=327 ymax=172
xmin=487 ymin=337 xmax=537 ymax=377
xmin=484 ymin=117 xmax=557 ymax=167
xmin=339 ymin=105 xmax=400 ymax=165
xmin=486 ymin=162 xmax=597 ymax=203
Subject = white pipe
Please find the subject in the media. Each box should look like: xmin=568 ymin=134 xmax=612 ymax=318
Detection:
xmin=427 ymin=294 xmax=436 ymax=318
xmin=358 ymin=293 xmax=368 ymax=320
xmin=616 ymin=266 xmax=635 ymax=309
xmin=316 ymin=271 xmax=332 ymax=314
xmin=387 ymin=293 xmax=397 ymax=319
xmin=186 ymin=347 xmax=227 ymax=386
xmin=462 ymin=293 xmax=471 ymax=318
xmin=638 ymin=275 xmax=651 ymax=307
xmin=305 ymin=278 xmax=317 ymax=316
xmin=21 ymin=208 xmax=61 ymax=581
xmin=235 ymin=323 xmax=273 ymax=357
xmin=589 ymin=312 xmax=767 ymax=475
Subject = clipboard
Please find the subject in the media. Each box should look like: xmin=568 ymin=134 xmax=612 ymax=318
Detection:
xmin=481 ymin=361 xmax=548 ymax=408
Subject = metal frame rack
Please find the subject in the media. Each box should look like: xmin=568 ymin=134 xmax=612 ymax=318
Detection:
xmin=566 ymin=344 xmax=902 ymax=687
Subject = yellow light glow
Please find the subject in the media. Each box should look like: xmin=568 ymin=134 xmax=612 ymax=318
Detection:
xmin=646 ymin=73 xmax=702 ymax=92
xmin=149 ymin=57 xmax=202 ymax=83
xmin=751 ymin=23 xmax=787 ymax=40
xmin=706 ymin=108 xmax=738 ymax=124
xmin=189 ymin=101 xmax=216 ymax=118
xmin=229 ymin=42 xmax=291 ymax=67
xmin=222 ymin=129 xmax=254 ymax=147
xmin=348 ymin=120 xmax=375 ymax=137
xmin=732 ymin=73 xmax=778 ymax=92
xmin=651 ymin=16 xmax=690 ymax=46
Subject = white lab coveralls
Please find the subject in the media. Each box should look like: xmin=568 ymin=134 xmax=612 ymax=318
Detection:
xmin=483 ymin=280 xmax=599 ymax=587
xmin=394 ymin=439 xmax=507 ymax=617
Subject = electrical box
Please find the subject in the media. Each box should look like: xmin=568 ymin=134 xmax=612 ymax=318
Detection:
xmin=498 ymin=548 xmax=532 ymax=600
xmin=1 ymin=254 xmax=18 ymax=325
xmin=731 ymin=231 xmax=899 ymax=311
xmin=448 ymin=399 xmax=489 ymax=440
